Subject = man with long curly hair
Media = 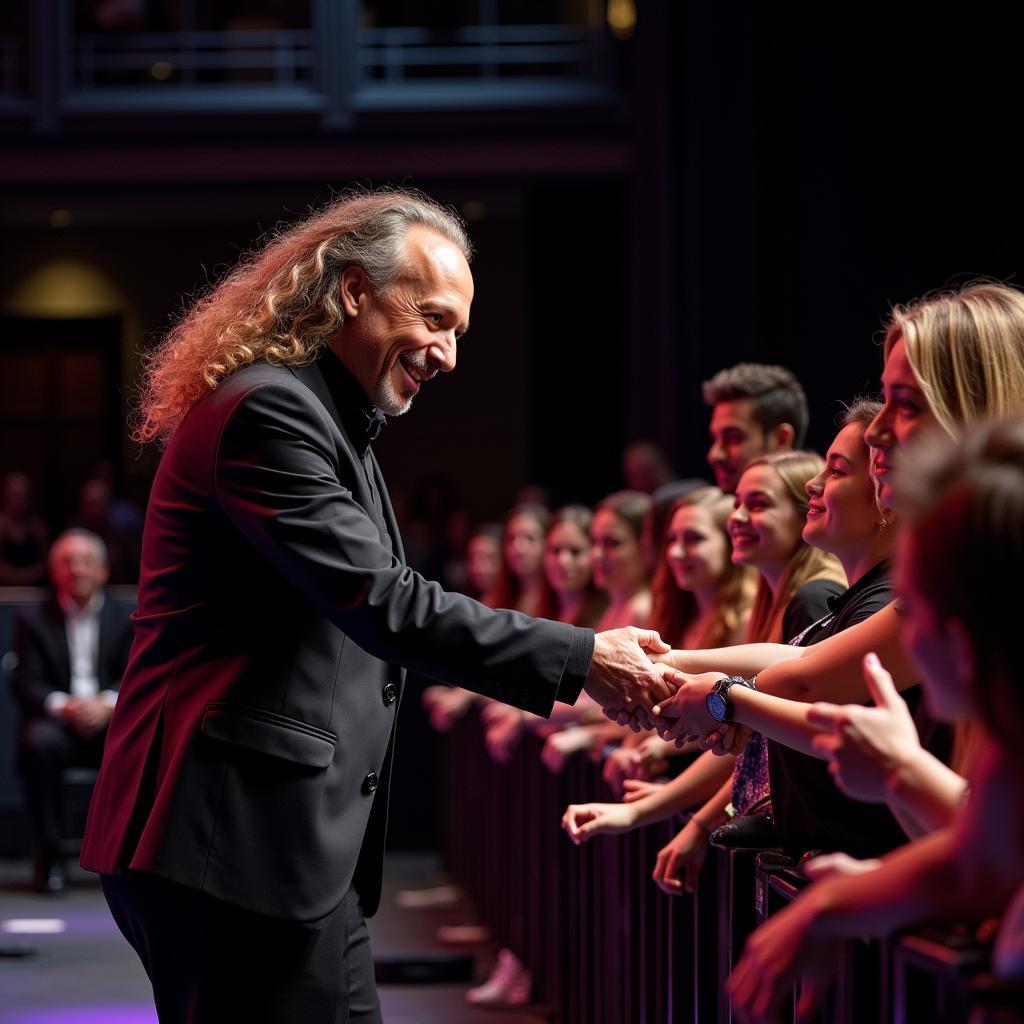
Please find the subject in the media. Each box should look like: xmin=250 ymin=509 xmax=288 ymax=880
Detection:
xmin=80 ymin=188 xmax=672 ymax=1023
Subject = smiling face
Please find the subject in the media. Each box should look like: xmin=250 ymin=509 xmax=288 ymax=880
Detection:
xmin=664 ymin=503 xmax=731 ymax=595
xmin=707 ymin=399 xmax=768 ymax=494
xmin=504 ymin=513 xmax=545 ymax=582
xmin=864 ymin=336 xmax=939 ymax=510
xmin=49 ymin=534 xmax=108 ymax=608
xmin=336 ymin=225 xmax=473 ymax=416
xmin=727 ymin=463 xmax=805 ymax=576
xmin=803 ymin=422 xmax=881 ymax=557
xmin=544 ymin=520 xmax=594 ymax=596
xmin=591 ymin=508 xmax=646 ymax=594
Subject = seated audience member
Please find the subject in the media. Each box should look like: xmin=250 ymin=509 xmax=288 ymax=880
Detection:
xmin=12 ymin=530 xmax=134 ymax=893
xmin=727 ymin=417 xmax=1024 ymax=1021
xmin=703 ymin=363 xmax=809 ymax=494
xmin=0 ymin=471 xmax=48 ymax=586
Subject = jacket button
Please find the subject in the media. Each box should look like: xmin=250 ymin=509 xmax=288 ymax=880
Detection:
xmin=363 ymin=772 xmax=379 ymax=794
xmin=383 ymin=682 xmax=398 ymax=706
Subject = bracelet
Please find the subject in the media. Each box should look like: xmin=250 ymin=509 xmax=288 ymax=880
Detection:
xmin=747 ymin=674 xmax=758 ymax=691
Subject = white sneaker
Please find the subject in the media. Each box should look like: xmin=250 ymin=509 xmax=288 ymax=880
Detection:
xmin=466 ymin=948 xmax=532 ymax=1006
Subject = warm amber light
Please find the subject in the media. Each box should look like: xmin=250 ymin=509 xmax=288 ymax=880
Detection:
xmin=607 ymin=0 xmax=637 ymax=39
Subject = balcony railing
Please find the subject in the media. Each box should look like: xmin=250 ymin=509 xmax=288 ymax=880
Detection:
xmin=3 ymin=3 xmax=619 ymax=131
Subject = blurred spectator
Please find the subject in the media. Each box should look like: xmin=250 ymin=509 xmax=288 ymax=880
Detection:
xmin=489 ymin=504 xmax=549 ymax=618
xmin=463 ymin=523 xmax=503 ymax=601
xmin=0 ymin=471 xmax=48 ymax=586
xmin=12 ymin=530 xmax=134 ymax=893
xmin=622 ymin=440 xmax=675 ymax=494
xmin=67 ymin=478 xmax=141 ymax=583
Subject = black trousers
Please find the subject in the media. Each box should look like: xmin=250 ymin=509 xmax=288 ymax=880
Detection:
xmin=101 ymin=871 xmax=382 ymax=1024
xmin=17 ymin=717 xmax=105 ymax=858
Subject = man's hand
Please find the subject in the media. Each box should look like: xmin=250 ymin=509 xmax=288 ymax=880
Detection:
xmin=561 ymin=801 xmax=639 ymax=845
xmin=649 ymin=667 xmax=723 ymax=744
xmin=806 ymin=652 xmax=921 ymax=803
xmin=584 ymin=628 xmax=673 ymax=732
xmin=63 ymin=697 xmax=112 ymax=738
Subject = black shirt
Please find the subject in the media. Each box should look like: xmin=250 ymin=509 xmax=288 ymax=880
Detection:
xmin=768 ymin=560 xmax=916 ymax=858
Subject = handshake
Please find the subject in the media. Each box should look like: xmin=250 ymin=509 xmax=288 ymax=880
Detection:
xmin=585 ymin=629 xmax=725 ymax=742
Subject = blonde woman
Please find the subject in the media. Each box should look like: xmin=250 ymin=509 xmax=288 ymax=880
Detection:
xmin=653 ymin=282 xmax=1024 ymax=830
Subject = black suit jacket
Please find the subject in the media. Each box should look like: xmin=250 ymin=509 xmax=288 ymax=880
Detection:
xmin=12 ymin=595 xmax=134 ymax=720
xmin=81 ymin=353 xmax=593 ymax=922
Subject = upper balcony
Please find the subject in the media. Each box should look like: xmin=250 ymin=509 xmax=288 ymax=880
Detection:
xmin=1 ymin=0 xmax=632 ymax=135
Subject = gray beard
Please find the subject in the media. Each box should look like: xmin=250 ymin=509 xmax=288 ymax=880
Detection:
xmin=372 ymin=373 xmax=411 ymax=417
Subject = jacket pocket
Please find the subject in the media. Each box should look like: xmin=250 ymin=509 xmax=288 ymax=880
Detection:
xmin=201 ymin=701 xmax=337 ymax=770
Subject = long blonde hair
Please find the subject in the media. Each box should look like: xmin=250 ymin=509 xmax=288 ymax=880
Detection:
xmin=742 ymin=451 xmax=846 ymax=643
xmin=134 ymin=189 xmax=471 ymax=445
xmin=648 ymin=487 xmax=756 ymax=648
xmin=885 ymin=282 xmax=1024 ymax=437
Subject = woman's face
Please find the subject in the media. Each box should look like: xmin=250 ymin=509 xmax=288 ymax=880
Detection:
xmin=803 ymin=422 xmax=881 ymax=555
xmin=864 ymin=336 xmax=940 ymax=509
xmin=591 ymin=508 xmax=645 ymax=593
xmin=665 ymin=504 xmax=731 ymax=594
xmin=895 ymin=533 xmax=973 ymax=722
xmin=466 ymin=534 xmax=501 ymax=596
xmin=728 ymin=464 xmax=805 ymax=574
xmin=544 ymin=520 xmax=594 ymax=596
xmin=504 ymin=514 xmax=545 ymax=581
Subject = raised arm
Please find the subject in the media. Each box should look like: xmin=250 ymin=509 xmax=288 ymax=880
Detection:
xmin=653 ymin=603 xmax=919 ymax=750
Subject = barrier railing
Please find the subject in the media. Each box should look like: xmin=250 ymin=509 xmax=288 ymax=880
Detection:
xmin=439 ymin=709 xmax=1006 ymax=1024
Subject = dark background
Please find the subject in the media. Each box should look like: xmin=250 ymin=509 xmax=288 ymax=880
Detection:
xmin=1 ymin=0 xmax=1021 ymax=847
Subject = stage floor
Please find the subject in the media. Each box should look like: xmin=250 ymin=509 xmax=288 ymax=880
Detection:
xmin=0 ymin=853 xmax=547 ymax=1024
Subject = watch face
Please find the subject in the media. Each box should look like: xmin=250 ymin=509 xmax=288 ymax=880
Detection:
xmin=706 ymin=692 xmax=728 ymax=722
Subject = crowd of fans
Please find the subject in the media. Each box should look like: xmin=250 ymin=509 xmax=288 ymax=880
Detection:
xmin=418 ymin=282 xmax=1024 ymax=1020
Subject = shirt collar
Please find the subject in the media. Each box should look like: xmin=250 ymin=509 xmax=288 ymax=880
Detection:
xmin=59 ymin=590 xmax=105 ymax=620
xmin=317 ymin=348 xmax=387 ymax=452
xmin=825 ymin=558 xmax=891 ymax=614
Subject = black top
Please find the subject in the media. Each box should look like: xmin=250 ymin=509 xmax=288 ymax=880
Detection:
xmin=768 ymin=560 xmax=918 ymax=858
xmin=782 ymin=578 xmax=844 ymax=642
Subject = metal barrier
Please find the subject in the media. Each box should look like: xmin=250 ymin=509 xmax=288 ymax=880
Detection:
xmin=439 ymin=709 xmax=1002 ymax=1024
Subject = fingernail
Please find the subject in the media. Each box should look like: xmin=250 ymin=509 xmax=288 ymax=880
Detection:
xmin=865 ymin=652 xmax=879 ymax=667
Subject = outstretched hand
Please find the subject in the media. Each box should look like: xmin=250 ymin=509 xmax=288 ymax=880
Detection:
xmin=584 ymin=628 xmax=675 ymax=732
xmin=806 ymin=652 xmax=920 ymax=803
xmin=648 ymin=666 xmax=724 ymax=744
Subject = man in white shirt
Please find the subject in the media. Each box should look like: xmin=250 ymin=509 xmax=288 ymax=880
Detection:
xmin=12 ymin=530 xmax=134 ymax=893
